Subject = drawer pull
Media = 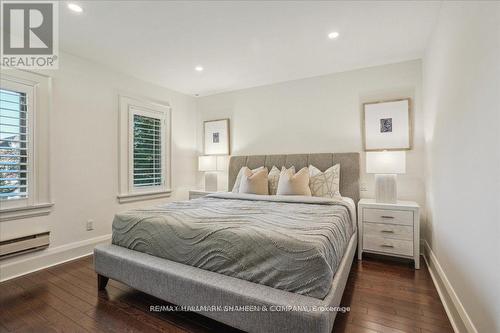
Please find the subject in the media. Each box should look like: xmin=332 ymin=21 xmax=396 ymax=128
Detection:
xmin=381 ymin=215 xmax=394 ymax=219
xmin=381 ymin=244 xmax=394 ymax=248
xmin=381 ymin=230 xmax=394 ymax=233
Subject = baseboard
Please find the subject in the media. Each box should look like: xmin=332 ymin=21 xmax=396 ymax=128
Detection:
xmin=0 ymin=234 xmax=111 ymax=282
xmin=422 ymin=240 xmax=477 ymax=333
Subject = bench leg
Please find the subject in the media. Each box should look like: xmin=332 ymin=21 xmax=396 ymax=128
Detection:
xmin=97 ymin=274 xmax=109 ymax=290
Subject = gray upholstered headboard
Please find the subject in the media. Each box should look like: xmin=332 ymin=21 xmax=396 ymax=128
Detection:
xmin=228 ymin=153 xmax=360 ymax=204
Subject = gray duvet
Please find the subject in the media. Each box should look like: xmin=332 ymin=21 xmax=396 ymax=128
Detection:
xmin=111 ymin=193 xmax=356 ymax=299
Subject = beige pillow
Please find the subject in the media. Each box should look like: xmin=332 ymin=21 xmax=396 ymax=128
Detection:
xmin=268 ymin=165 xmax=295 ymax=195
xmin=232 ymin=166 xmax=264 ymax=192
xmin=276 ymin=167 xmax=311 ymax=196
xmin=239 ymin=168 xmax=269 ymax=195
xmin=309 ymin=164 xmax=341 ymax=198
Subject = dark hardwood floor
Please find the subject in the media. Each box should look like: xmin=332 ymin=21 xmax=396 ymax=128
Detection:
xmin=0 ymin=255 xmax=453 ymax=333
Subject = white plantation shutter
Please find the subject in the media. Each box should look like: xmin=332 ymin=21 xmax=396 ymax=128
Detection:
xmin=0 ymin=88 xmax=30 ymax=201
xmin=133 ymin=114 xmax=163 ymax=187
xmin=118 ymin=95 xmax=170 ymax=202
xmin=0 ymin=70 xmax=51 ymax=220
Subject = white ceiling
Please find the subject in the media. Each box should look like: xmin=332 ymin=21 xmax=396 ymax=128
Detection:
xmin=60 ymin=1 xmax=441 ymax=96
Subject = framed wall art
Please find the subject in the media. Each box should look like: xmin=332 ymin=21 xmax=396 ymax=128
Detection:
xmin=204 ymin=119 xmax=230 ymax=155
xmin=363 ymin=98 xmax=411 ymax=151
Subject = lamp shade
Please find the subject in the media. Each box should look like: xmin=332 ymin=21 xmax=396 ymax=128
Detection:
xmin=198 ymin=155 xmax=217 ymax=171
xmin=198 ymin=155 xmax=228 ymax=171
xmin=366 ymin=151 xmax=406 ymax=174
xmin=216 ymin=155 xmax=228 ymax=171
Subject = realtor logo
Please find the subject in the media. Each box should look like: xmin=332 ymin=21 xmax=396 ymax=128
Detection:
xmin=1 ymin=1 xmax=59 ymax=68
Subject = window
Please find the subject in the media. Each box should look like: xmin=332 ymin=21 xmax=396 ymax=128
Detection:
xmin=0 ymin=88 xmax=29 ymax=201
xmin=118 ymin=95 xmax=171 ymax=203
xmin=0 ymin=69 xmax=52 ymax=220
xmin=131 ymin=111 xmax=164 ymax=189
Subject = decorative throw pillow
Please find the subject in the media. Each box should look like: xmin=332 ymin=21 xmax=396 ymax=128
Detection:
xmin=239 ymin=168 xmax=269 ymax=195
xmin=268 ymin=165 xmax=295 ymax=195
xmin=276 ymin=167 xmax=312 ymax=196
xmin=232 ymin=166 xmax=264 ymax=192
xmin=308 ymin=164 xmax=341 ymax=198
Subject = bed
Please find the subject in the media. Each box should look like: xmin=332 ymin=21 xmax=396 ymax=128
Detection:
xmin=94 ymin=153 xmax=360 ymax=333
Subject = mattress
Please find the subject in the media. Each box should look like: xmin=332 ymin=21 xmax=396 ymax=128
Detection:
xmin=111 ymin=193 xmax=356 ymax=299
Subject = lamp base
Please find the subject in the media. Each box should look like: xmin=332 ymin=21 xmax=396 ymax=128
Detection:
xmin=375 ymin=174 xmax=397 ymax=204
xmin=204 ymin=172 xmax=218 ymax=192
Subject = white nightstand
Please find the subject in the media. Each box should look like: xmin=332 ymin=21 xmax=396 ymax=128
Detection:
xmin=188 ymin=189 xmax=216 ymax=200
xmin=358 ymin=199 xmax=420 ymax=269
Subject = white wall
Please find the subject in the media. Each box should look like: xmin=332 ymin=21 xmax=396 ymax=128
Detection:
xmin=196 ymin=60 xmax=426 ymax=208
xmin=423 ymin=2 xmax=500 ymax=332
xmin=0 ymin=52 xmax=198 ymax=280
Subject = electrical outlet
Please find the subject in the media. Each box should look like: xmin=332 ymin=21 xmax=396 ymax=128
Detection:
xmin=86 ymin=219 xmax=94 ymax=231
xmin=360 ymin=183 xmax=368 ymax=192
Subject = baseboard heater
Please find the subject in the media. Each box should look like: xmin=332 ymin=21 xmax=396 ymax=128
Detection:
xmin=0 ymin=232 xmax=50 ymax=259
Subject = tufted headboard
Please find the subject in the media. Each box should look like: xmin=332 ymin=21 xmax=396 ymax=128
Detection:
xmin=228 ymin=153 xmax=360 ymax=203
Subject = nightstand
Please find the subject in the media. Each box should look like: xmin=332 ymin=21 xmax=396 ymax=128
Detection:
xmin=358 ymin=199 xmax=420 ymax=269
xmin=188 ymin=189 xmax=216 ymax=200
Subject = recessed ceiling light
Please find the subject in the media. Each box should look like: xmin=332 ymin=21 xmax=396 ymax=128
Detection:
xmin=67 ymin=3 xmax=83 ymax=13
xmin=195 ymin=66 xmax=204 ymax=72
xmin=328 ymin=31 xmax=340 ymax=39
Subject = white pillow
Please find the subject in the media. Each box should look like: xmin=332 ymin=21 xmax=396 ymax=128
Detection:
xmin=232 ymin=166 xmax=264 ymax=192
xmin=268 ymin=166 xmax=295 ymax=195
xmin=276 ymin=167 xmax=311 ymax=196
xmin=308 ymin=164 xmax=341 ymax=198
xmin=239 ymin=168 xmax=269 ymax=195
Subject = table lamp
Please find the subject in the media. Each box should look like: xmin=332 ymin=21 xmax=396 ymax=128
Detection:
xmin=366 ymin=151 xmax=406 ymax=204
xmin=198 ymin=155 xmax=227 ymax=191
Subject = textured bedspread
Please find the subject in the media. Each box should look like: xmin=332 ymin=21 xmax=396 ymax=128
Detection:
xmin=111 ymin=193 xmax=356 ymax=299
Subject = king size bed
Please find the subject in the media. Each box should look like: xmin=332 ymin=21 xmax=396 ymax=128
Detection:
xmin=94 ymin=153 xmax=360 ymax=333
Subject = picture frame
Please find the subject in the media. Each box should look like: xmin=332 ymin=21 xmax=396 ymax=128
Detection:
xmin=362 ymin=98 xmax=412 ymax=151
xmin=204 ymin=118 xmax=230 ymax=155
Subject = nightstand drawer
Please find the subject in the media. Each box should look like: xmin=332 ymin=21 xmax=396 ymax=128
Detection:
xmin=363 ymin=235 xmax=413 ymax=256
xmin=363 ymin=208 xmax=413 ymax=226
xmin=363 ymin=223 xmax=413 ymax=241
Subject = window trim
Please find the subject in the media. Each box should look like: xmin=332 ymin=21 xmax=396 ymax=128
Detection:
xmin=118 ymin=95 xmax=171 ymax=203
xmin=0 ymin=69 xmax=53 ymax=220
